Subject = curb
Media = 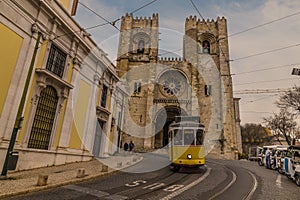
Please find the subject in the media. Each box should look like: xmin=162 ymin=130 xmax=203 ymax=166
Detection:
xmin=0 ymin=156 xmax=143 ymax=199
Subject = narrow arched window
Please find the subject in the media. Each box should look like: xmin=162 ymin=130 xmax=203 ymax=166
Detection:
xmin=202 ymin=40 xmax=210 ymax=54
xmin=137 ymin=40 xmax=145 ymax=54
xmin=28 ymin=86 xmax=58 ymax=150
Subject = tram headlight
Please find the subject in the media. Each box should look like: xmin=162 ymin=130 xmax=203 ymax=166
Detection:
xmin=187 ymin=154 xmax=192 ymax=159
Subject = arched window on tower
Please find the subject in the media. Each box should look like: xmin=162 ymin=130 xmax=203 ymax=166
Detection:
xmin=137 ymin=40 xmax=145 ymax=54
xmin=202 ymin=40 xmax=210 ymax=54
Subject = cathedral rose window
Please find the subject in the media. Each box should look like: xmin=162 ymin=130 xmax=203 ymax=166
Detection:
xmin=163 ymin=77 xmax=181 ymax=95
xmin=159 ymin=70 xmax=186 ymax=97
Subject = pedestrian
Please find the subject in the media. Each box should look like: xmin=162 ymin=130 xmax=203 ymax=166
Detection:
xmin=266 ymin=148 xmax=271 ymax=169
xmin=129 ymin=141 xmax=134 ymax=152
xmin=124 ymin=142 xmax=129 ymax=151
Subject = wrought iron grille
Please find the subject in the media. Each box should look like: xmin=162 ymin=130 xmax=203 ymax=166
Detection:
xmin=28 ymin=86 xmax=58 ymax=150
xmin=46 ymin=44 xmax=66 ymax=78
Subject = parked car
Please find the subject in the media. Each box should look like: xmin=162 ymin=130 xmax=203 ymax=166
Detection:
xmin=273 ymin=146 xmax=289 ymax=172
xmin=248 ymin=146 xmax=261 ymax=161
xmin=257 ymin=145 xmax=277 ymax=167
xmin=283 ymin=145 xmax=300 ymax=186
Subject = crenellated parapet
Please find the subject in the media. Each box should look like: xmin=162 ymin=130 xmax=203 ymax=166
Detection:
xmin=185 ymin=15 xmax=227 ymax=36
xmin=120 ymin=13 xmax=159 ymax=31
xmin=158 ymin=57 xmax=184 ymax=62
xmin=158 ymin=57 xmax=192 ymax=67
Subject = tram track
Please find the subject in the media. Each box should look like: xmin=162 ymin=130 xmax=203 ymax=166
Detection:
xmin=206 ymin=160 xmax=258 ymax=200
xmin=160 ymin=167 xmax=211 ymax=200
xmin=243 ymin=171 xmax=258 ymax=200
xmin=207 ymin=168 xmax=237 ymax=200
xmin=128 ymin=167 xmax=206 ymax=199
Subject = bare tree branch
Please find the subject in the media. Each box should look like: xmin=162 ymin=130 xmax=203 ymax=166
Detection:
xmin=276 ymin=86 xmax=300 ymax=111
xmin=263 ymin=109 xmax=297 ymax=145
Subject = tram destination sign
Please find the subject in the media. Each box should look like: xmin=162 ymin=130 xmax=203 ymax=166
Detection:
xmin=175 ymin=116 xmax=200 ymax=123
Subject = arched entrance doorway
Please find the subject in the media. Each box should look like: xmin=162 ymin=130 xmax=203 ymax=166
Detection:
xmin=154 ymin=106 xmax=187 ymax=148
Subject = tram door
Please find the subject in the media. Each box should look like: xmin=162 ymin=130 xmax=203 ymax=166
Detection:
xmin=163 ymin=121 xmax=173 ymax=147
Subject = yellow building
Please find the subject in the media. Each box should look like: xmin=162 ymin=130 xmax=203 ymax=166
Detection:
xmin=0 ymin=0 xmax=119 ymax=171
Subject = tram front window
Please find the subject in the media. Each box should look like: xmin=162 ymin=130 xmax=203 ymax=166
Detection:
xmin=184 ymin=130 xmax=195 ymax=145
xmin=196 ymin=130 xmax=204 ymax=145
xmin=174 ymin=130 xmax=183 ymax=145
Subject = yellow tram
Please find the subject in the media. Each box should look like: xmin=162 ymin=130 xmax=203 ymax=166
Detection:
xmin=168 ymin=116 xmax=205 ymax=170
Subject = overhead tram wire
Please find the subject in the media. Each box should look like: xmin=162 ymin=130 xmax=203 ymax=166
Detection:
xmin=189 ymin=0 xmax=206 ymax=22
xmin=189 ymin=0 xmax=229 ymax=61
xmin=130 ymin=0 xmax=159 ymax=15
xmin=240 ymin=111 xmax=273 ymax=114
xmin=233 ymin=43 xmax=300 ymax=61
xmin=46 ymin=0 xmax=160 ymax=47
xmin=233 ymin=62 xmax=300 ymax=76
xmin=234 ymin=88 xmax=293 ymax=94
xmin=177 ymin=3 xmax=300 ymax=63
xmin=78 ymin=2 xmax=120 ymax=31
xmin=235 ymin=77 xmax=300 ymax=86
xmin=228 ymin=10 xmax=300 ymax=38
xmin=78 ymin=0 xmax=159 ymax=32
xmin=240 ymin=94 xmax=279 ymax=106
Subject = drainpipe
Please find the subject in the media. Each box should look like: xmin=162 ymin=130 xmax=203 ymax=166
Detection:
xmin=0 ymin=32 xmax=42 ymax=178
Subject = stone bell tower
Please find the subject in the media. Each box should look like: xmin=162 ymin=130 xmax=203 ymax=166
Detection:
xmin=117 ymin=13 xmax=159 ymax=78
xmin=183 ymin=16 xmax=238 ymax=159
xmin=116 ymin=13 xmax=160 ymax=149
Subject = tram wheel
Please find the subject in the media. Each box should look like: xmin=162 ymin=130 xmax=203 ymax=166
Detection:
xmin=174 ymin=166 xmax=180 ymax=172
xmin=295 ymin=174 xmax=300 ymax=186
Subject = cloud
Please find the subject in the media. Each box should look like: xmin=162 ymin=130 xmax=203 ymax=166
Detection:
xmin=74 ymin=0 xmax=300 ymax=124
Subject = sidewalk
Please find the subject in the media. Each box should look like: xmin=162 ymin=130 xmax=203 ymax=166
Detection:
xmin=0 ymin=152 xmax=142 ymax=199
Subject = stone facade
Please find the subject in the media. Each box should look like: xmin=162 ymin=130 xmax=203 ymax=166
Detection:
xmin=117 ymin=14 xmax=241 ymax=159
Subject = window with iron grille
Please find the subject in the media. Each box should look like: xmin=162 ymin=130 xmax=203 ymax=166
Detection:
xmin=28 ymin=86 xmax=58 ymax=150
xmin=46 ymin=44 xmax=67 ymax=78
xmin=101 ymin=85 xmax=108 ymax=108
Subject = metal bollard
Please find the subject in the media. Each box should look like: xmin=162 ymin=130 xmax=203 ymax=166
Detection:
xmin=101 ymin=165 xmax=108 ymax=172
xmin=117 ymin=162 xmax=122 ymax=168
xmin=76 ymin=168 xmax=86 ymax=178
xmin=37 ymin=174 xmax=48 ymax=186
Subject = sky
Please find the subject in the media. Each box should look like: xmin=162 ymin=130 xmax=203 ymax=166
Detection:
xmin=74 ymin=0 xmax=300 ymax=125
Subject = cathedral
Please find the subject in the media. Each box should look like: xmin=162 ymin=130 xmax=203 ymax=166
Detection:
xmin=116 ymin=13 xmax=242 ymax=159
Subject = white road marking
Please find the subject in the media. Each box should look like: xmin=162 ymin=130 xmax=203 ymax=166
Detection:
xmin=63 ymin=185 xmax=109 ymax=197
xmin=163 ymin=184 xmax=185 ymax=192
xmin=125 ymin=180 xmax=147 ymax=187
xmin=276 ymin=174 xmax=282 ymax=189
xmin=160 ymin=167 xmax=211 ymax=200
xmin=244 ymin=171 xmax=258 ymax=200
xmin=64 ymin=185 xmax=129 ymax=199
xmin=143 ymin=182 xmax=166 ymax=190
xmin=208 ymin=169 xmax=237 ymax=200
